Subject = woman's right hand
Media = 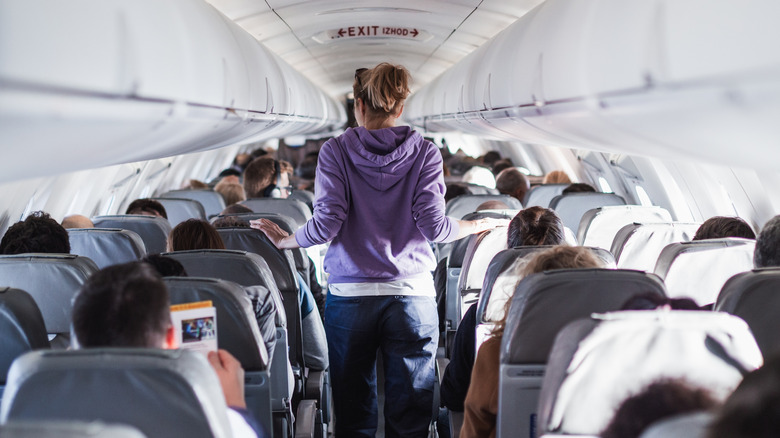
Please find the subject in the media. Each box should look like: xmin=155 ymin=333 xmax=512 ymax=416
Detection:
xmin=250 ymin=218 xmax=297 ymax=249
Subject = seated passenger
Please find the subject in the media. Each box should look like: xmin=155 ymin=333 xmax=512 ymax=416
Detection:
xmin=602 ymin=378 xmax=719 ymax=438
xmin=542 ymin=170 xmax=572 ymax=184
xmin=491 ymin=159 xmax=514 ymax=176
xmin=495 ymin=167 xmax=530 ymax=203
xmin=61 ymin=214 xmax=94 ymax=229
xmin=445 ymin=183 xmax=470 ymax=203
xmin=221 ymin=203 xmax=254 ymax=216
xmin=71 ymin=261 xmax=266 ymax=437
xmin=0 ymin=211 xmax=70 ymax=254
xmin=183 ymin=179 xmax=209 ymax=190
xmin=440 ymin=207 xmax=565 ymax=414
xmin=620 ymin=292 xmax=702 ymax=311
xmin=562 ymin=182 xmax=596 ymax=194
xmin=753 ymin=215 xmax=780 ymax=268
xmin=692 ymin=216 xmax=756 ymax=241
xmin=215 ymin=179 xmax=246 ymax=206
xmin=167 ymin=218 xmax=225 ymax=252
xmin=476 ymin=200 xmax=509 ymax=211
xmin=142 ymin=254 xmax=188 ymax=277
xmin=126 ymin=198 xmax=168 ymax=219
xmin=708 ymin=354 xmax=780 ymax=438
xmin=461 ymin=246 xmax=603 ymax=438
xmin=213 ymin=216 xmax=251 ymax=229
xmin=243 ymin=157 xmax=294 ymax=199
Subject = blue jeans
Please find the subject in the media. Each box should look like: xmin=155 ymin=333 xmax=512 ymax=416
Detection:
xmin=325 ymin=292 xmax=438 ymax=438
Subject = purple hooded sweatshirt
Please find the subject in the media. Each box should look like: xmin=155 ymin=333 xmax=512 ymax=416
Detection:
xmin=294 ymin=126 xmax=459 ymax=284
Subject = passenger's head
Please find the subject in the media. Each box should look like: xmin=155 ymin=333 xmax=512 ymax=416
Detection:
xmin=212 ymin=216 xmax=250 ymax=229
xmin=168 ymin=219 xmax=225 ymax=252
xmin=126 ymin=199 xmax=167 ymax=219
xmin=445 ymin=183 xmax=470 ymax=203
xmin=620 ymin=292 xmax=702 ymax=311
xmin=296 ymin=153 xmax=318 ymax=181
xmin=481 ymin=151 xmax=502 ymax=167
xmin=462 ymin=166 xmax=496 ymax=189
xmin=602 ymin=378 xmax=719 ymax=438
xmin=542 ymin=170 xmax=572 ymax=184
xmin=491 ymin=159 xmax=514 ymax=176
xmin=0 ymin=211 xmax=70 ymax=254
xmin=496 ymin=167 xmax=531 ymax=202
xmin=476 ymin=201 xmax=509 ymax=211
xmin=61 ymin=214 xmax=94 ymax=229
xmin=214 ymin=179 xmax=246 ymax=206
xmin=693 ymin=216 xmax=756 ymax=241
xmin=142 ymin=254 xmax=188 ymax=277
xmin=183 ymin=179 xmax=208 ymax=190
xmin=708 ymin=355 xmax=780 ymax=438
xmin=353 ymin=63 xmax=411 ymax=127
xmin=562 ymin=183 xmax=596 ymax=194
xmin=72 ymin=261 xmax=173 ymax=348
xmin=507 ymin=207 xmax=565 ymax=248
xmin=754 ymin=215 xmax=780 ymax=268
xmin=243 ymin=157 xmax=294 ymax=199
xmin=221 ymin=204 xmax=253 ymax=215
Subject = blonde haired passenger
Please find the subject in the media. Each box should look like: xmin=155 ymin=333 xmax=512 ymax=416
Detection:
xmin=215 ymin=179 xmax=246 ymax=206
xmin=542 ymin=169 xmax=572 ymax=184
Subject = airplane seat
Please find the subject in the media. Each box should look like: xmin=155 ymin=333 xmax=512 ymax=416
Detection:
xmin=0 ymin=288 xmax=50 ymax=399
xmin=654 ymin=238 xmax=756 ymax=306
xmin=577 ymin=206 xmax=672 ymax=251
xmin=163 ymin=277 xmax=274 ymax=435
xmin=447 ymin=182 xmax=500 ymax=196
xmin=91 ymin=215 xmax=172 ymax=255
xmin=458 ymin=227 xmax=509 ymax=319
xmin=497 ymin=269 xmax=667 ymax=438
xmin=715 ymin=268 xmax=780 ymax=358
xmin=563 ymin=226 xmax=578 ymax=245
xmin=160 ymin=189 xmax=226 ymax=219
xmin=0 ymin=421 xmax=147 ymax=438
xmin=287 ymin=189 xmax=314 ymax=212
xmin=475 ymin=247 xmax=617 ymax=351
xmin=0 ymin=254 xmax=98 ymax=348
xmin=548 ymin=192 xmax=626 ymax=233
xmin=535 ymin=311 xmax=761 ymax=437
xmin=445 ymin=194 xmax=522 ymax=220
xmin=611 ymin=222 xmax=700 ymax=271
xmin=436 ymin=210 xmax=518 ymax=262
xmin=0 ymin=349 xmax=234 ymax=438
xmin=522 ymin=184 xmax=568 ymax=208
xmin=638 ymin=411 xmax=714 ymax=438
xmin=68 ymin=228 xmax=147 ymax=269
xmin=150 ymin=197 xmax=207 ymax=227
xmin=239 ymin=198 xmax=311 ymax=228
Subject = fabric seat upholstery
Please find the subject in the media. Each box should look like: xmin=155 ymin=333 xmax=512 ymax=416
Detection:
xmin=68 ymin=228 xmax=146 ymax=269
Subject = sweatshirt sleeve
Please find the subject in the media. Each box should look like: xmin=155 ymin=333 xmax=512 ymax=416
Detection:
xmin=411 ymin=144 xmax=460 ymax=243
xmin=294 ymin=140 xmax=349 ymax=247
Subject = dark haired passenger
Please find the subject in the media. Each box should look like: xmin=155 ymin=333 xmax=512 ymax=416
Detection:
xmin=445 ymin=183 xmax=470 ymax=203
xmin=167 ymin=219 xmax=225 ymax=252
xmin=142 ymin=254 xmax=188 ymax=277
xmin=562 ymin=182 xmax=596 ymax=194
xmin=753 ymin=215 xmax=780 ymax=268
xmin=243 ymin=157 xmax=294 ymax=199
xmin=440 ymin=207 xmax=565 ymax=416
xmin=461 ymin=246 xmax=604 ymax=438
xmin=0 ymin=211 xmax=70 ymax=254
xmin=126 ymin=199 xmax=168 ymax=219
xmin=495 ymin=167 xmax=530 ymax=203
xmin=620 ymin=292 xmax=702 ymax=311
xmin=693 ymin=216 xmax=756 ymax=241
xmin=602 ymin=379 xmax=719 ymax=438
xmin=212 ymin=216 xmax=250 ymax=229
xmin=221 ymin=203 xmax=254 ymax=216
xmin=491 ymin=159 xmax=514 ymax=176
xmin=71 ymin=262 xmax=265 ymax=437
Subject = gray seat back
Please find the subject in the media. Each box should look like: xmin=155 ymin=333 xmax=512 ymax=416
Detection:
xmin=161 ymin=189 xmax=226 ymax=218
xmin=548 ymin=193 xmax=626 ymax=232
xmin=287 ymin=190 xmax=314 ymax=212
xmin=458 ymin=227 xmax=509 ymax=313
xmin=216 ymin=228 xmax=298 ymax=295
xmin=537 ymin=311 xmax=761 ymax=436
xmin=578 ymin=206 xmax=672 ymax=250
xmin=654 ymin=238 xmax=755 ymax=306
xmin=0 ymin=421 xmax=147 ymax=438
xmin=612 ymin=222 xmax=701 ymax=271
xmin=0 ymin=349 xmax=233 ymax=438
xmin=523 ymin=184 xmax=568 ymax=208
xmin=715 ymin=268 xmax=780 ymax=358
xmin=239 ymin=198 xmax=311 ymax=228
xmin=151 ymin=198 xmax=207 ymax=227
xmin=639 ymin=412 xmax=714 ymax=438
xmin=92 ymin=215 xmax=172 ymax=255
xmin=445 ymin=195 xmax=522 ymax=220
xmin=0 ymin=254 xmax=98 ymax=336
xmin=163 ymin=277 xmax=268 ymax=370
xmin=68 ymin=228 xmax=146 ymax=269
xmin=0 ymin=288 xmax=49 ymax=385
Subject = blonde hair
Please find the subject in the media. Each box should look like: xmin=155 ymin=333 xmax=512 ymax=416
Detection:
xmin=354 ymin=63 xmax=411 ymax=116
xmin=491 ymin=246 xmax=603 ymax=337
xmin=542 ymin=170 xmax=572 ymax=184
xmin=214 ymin=180 xmax=246 ymax=206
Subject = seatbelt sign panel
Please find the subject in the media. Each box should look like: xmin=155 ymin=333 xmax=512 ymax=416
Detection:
xmin=313 ymin=26 xmax=432 ymax=43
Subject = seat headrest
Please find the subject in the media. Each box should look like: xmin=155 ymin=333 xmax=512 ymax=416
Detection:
xmin=217 ymin=228 xmax=297 ymax=293
xmin=162 ymin=249 xmax=279 ymax=294
xmin=92 ymin=215 xmax=172 ymax=255
xmin=68 ymin=228 xmax=146 ymax=269
xmin=445 ymin=194 xmax=522 ymax=219
xmin=239 ymin=198 xmax=311 ymax=228
xmin=548 ymin=192 xmax=626 ymax=232
xmin=0 ymin=288 xmax=50 ymax=383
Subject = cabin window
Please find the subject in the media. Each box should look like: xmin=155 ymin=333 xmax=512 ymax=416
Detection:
xmin=597 ymin=177 xmax=613 ymax=193
xmin=635 ymin=185 xmax=653 ymax=206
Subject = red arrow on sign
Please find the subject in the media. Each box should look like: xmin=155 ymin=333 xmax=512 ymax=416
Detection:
xmin=411 ymin=29 xmax=418 ymax=37
xmin=338 ymin=28 xmax=346 ymax=37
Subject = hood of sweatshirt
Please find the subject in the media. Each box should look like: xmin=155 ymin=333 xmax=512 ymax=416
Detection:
xmin=341 ymin=125 xmax=422 ymax=191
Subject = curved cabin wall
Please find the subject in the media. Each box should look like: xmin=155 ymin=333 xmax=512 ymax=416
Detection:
xmin=0 ymin=0 xmax=346 ymax=184
xmin=404 ymin=0 xmax=780 ymax=171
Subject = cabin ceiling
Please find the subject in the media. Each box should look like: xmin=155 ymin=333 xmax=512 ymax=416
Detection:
xmin=206 ymin=0 xmax=545 ymax=98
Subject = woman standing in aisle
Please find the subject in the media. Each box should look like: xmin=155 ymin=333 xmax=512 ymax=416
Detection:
xmin=253 ymin=63 xmax=505 ymax=437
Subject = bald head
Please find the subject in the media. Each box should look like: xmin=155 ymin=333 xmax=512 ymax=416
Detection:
xmin=62 ymin=215 xmax=94 ymax=229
